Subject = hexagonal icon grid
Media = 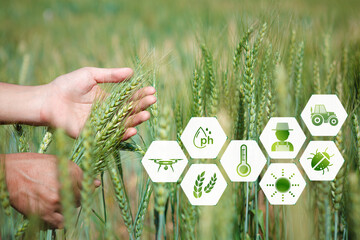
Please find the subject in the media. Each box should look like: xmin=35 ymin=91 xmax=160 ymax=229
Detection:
xmin=299 ymin=141 xmax=344 ymax=181
xmin=220 ymin=140 xmax=267 ymax=182
xmin=259 ymin=117 xmax=306 ymax=159
xmin=141 ymin=141 xmax=188 ymax=182
xmin=301 ymin=94 xmax=347 ymax=136
xmin=181 ymin=164 xmax=227 ymax=206
xmin=260 ymin=163 xmax=306 ymax=205
xmin=180 ymin=117 xmax=227 ymax=159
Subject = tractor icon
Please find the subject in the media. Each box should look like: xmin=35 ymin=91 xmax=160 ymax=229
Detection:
xmin=311 ymin=104 xmax=338 ymax=126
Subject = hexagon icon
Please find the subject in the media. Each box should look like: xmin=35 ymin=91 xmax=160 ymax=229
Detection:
xmin=141 ymin=141 xmax=188 ymax=182
xmin=299 ymin=141 xmax=344 ymax=181
xmin=220 ymin=140 xmax=266 ymax=182
xmin=260 ymin=163 xmax=306 ymax=205
xmin=259 ymin=117 xmax=306 ymax=159
xmin=301 ymin=94 xmax=348 ymax=136
xmin=180 ymin=117 xmax=227 ymax=159
xmin=181 ymin=164 xmax=227 ymax=206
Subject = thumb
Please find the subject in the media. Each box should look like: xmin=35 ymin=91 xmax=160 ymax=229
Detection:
xmin=86 ymin=67 xmax=134 ymax=83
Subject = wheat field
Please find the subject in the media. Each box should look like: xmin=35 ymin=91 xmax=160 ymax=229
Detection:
xmin=1 ymin=0 xmax=360 ymax=239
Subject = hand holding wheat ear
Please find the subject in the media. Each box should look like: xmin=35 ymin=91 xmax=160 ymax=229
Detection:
xmin=2 ymin=152 xmax=96 ymax=229
xmin=41 ymin=67 xmax=157 ymax=138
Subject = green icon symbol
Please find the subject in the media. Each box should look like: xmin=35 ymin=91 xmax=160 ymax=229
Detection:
xmin=308 ymin=148 xmax=334 ymax=174
xmin=275 ymin=178 xmax=291 ymax=192
xmin=269 ymin=169 xmax=299 ymax=202
xmin=271 ymin=122 xmax=294 ymax=152
xmin=311 ymin=104 xmax=338 ymax=126
xmin=237 ymin=144 xmax=251 ymax=177
xmin=193 ymin=127 xmax=213 ymax=149
xmin=149 ymin=158 xmax=183 ymax=172
xmin=193 ymin=171 xmax=217 ymax=198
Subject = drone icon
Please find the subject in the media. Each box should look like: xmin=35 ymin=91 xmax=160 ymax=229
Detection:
xmin=149 ymin=159 xmax=183 ymax=172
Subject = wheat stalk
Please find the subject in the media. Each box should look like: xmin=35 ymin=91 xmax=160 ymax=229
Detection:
xmin=294 ymin=41 xmax=304 ymax=117
xmin=108 ymin=163 xmax=134 ymax=238
xmin=55 ymin=129 xmax=75 ymax=234
xmin=0 ymin=156 xmax=11 ymax=216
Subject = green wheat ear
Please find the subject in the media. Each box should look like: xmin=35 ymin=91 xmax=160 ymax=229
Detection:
xmin=294 ymin=41 xmax=304 ymax=117
xmin=313 ymin=61 xmax=321 ymax=94
xmin=193 ymin=171 xmax=205 ymax=198
xmin=192 ymin=68 xmax=204 ymax=117
xmin=204 ymin=173 xmax=217 ymax=193
xmin=38 ymin=128 xmax=53 ymax=154
xmin=13 ymin=124 xmax=30 ymax=153
xmin=108 ymin=162 xmax=134 ymax=237
xmin=55 ymin=129 xmax=75 ymax=234
xmin=200 ymin=44 xmax=218 ymax=117
xmin=233 ymin=25 xmax=254 ymax=71
xmin=79 ymin=122 xmax=96 ymax=233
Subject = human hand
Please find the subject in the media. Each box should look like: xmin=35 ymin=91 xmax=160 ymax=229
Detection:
xmin=41 ymin=67 xmax=156 ymax=138
xmin=4 ymin=153 xmax=98 ymax=228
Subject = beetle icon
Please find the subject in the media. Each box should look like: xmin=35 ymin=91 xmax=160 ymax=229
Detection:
xmin=308 ymin=148 xmax=334 ymax=174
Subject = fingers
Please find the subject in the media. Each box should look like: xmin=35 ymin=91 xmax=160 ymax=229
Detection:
xmin=122 ymin=128 xmax=137 ymax=141
xmin=85 ymin=67 xmax=134 ymax=83
xmin=131 ymin=95 xmax=157 ymax=114
xmin=94 ymin=179 xmax=101 ymax=188
xmin=122 ymin=111 xmax=150 ymax=141
xmin=125 ymin=111 xmax=151 ymax=129
xmin=68 ymin=161 xmax=83 ymax=207
xmin=43 ymin=212 xmax=64 ymax=229
xmin=131 ymin=86 xmax=156 ymax=101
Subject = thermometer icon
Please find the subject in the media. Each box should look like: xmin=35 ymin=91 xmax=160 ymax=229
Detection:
xmin=237 ymin=144 xmax=251 ymax=177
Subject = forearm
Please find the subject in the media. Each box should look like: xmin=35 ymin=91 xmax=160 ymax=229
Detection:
xmin=0 ymin=82 xmax=49 ymax=125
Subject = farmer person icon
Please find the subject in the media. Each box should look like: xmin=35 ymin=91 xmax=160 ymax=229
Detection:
xmin=271 ymin=122 xmax=294 ymax=152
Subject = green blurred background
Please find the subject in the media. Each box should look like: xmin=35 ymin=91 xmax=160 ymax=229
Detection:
xmin=1 ymin=0 xmax=360 ymax=239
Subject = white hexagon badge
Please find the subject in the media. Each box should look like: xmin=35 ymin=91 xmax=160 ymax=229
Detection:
xmin=220 ymin=140 xmax=267 ymax=182
xmin=259 ymin=117 xmax=306 ymax=159
xmin=181 ymin=164 xmax=227 ymax=206
xmin=180 ymin=117 xmax=227 ymax=159
xmin=299 ymin=141 xmax=344 ymax=181
xmin=141 ymin=141 xmax=188 ymax=182
xmin=260 ymin=163 xmax=306 ymax=205
xmin=301 ymin=94 xmax=347 ymax=136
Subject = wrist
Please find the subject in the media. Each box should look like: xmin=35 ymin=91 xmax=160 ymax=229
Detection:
xmin=38 ymin=83 xmax=53 ymax=126
xmin=0 ymin=83 xmax=50 ymax=125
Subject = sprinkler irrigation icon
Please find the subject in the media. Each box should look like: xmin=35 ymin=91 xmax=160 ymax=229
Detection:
xmin=260 ymin=163 xmax=306 ymax=205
